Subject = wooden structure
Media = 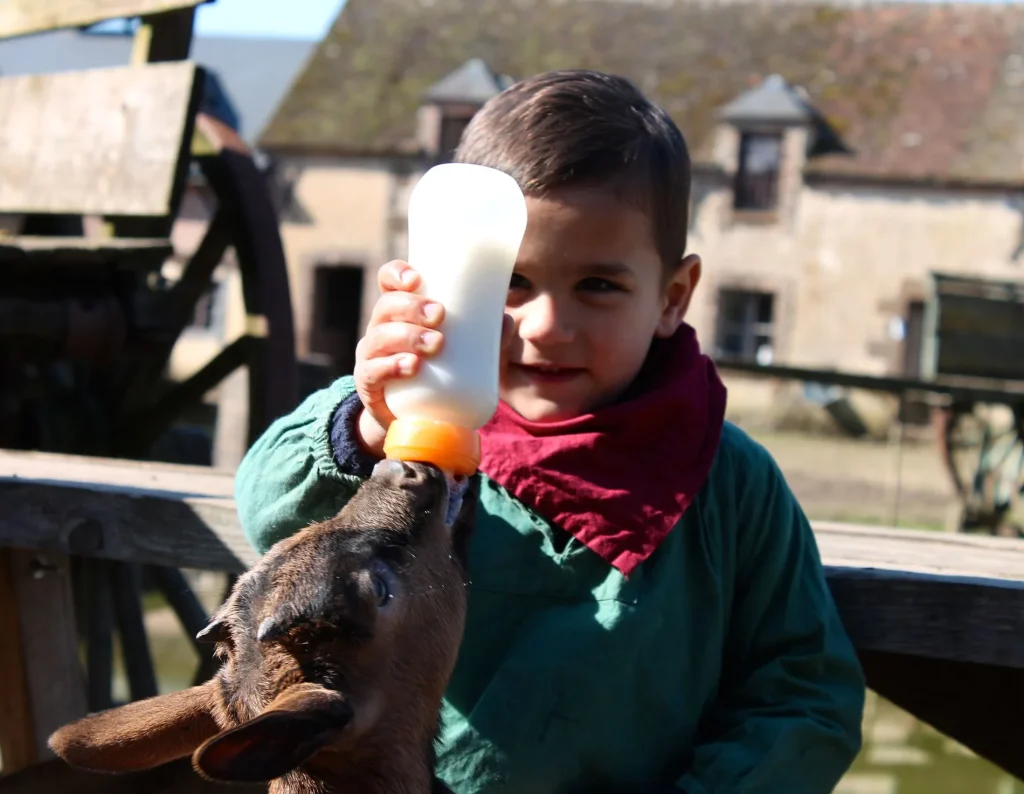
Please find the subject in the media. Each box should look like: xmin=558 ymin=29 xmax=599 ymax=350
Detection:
xmin=0 ymin=0 xmax=297 ymax=461
xmin=718 ymin=271 xmax=1024 ymax=536
xmin=0 ymin=448 xmax=1022 ymax=790
xmin=0 ymin=0 xmax=298 ymax=787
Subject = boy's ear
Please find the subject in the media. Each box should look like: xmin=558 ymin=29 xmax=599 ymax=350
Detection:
xmin=656 ymin=253 xmax=702 ymax=338
xmin=193 ymin=683 xmax=353 ymax=783
xmin=48 ymin=683 xmax=220 ymax=773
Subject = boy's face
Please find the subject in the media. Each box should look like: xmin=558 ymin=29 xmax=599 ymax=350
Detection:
xmin=500 ymin=184 xmax=701 ymax=422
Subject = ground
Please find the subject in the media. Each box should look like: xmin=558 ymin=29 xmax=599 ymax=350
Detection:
xmin=752 ymin=429 xmax=954 ymax=530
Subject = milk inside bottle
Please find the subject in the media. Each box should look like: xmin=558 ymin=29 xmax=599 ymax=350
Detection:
xmin=382 ymin=163 xmax=528 ymax=476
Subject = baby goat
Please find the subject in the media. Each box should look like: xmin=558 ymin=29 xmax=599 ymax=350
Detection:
xmin=49 ymin=459 xmax=476 ymax=794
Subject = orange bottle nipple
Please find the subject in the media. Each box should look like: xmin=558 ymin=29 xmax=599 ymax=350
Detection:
xmin=383 ymin=416 xmax=481 ymax=477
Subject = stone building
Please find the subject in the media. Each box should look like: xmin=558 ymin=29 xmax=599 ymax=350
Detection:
xmin=254 ymin=0 xmax=1024 ymax=437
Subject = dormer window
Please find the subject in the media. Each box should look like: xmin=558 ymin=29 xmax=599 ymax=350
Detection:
xmin=438 ymin=113 xmax=473 ymax=163
xmin=733 ymin=131 xmax=782 ymax=211
xmin=717 ymin=74 xmax=852 ymax=223
xmin=418 ymin=59 xmax=513 ymax=163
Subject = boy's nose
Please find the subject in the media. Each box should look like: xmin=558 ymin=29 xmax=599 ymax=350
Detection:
xmin=516 ymin=294 xmax=574 ymax=344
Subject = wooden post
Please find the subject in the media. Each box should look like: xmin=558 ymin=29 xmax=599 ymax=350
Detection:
xmin=0 ymin=550 xmax=86 ymax=775
xmin=0 ymin=551 xmax=34 ymax=774
xmin=131 ymin=8 xmax=196 ymax=66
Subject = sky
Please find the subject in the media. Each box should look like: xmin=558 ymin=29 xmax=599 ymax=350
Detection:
xmin=191 ymin=0 xmax=1013 ymax=40
xmin=194 ymin=0 xmax=348 ymax=39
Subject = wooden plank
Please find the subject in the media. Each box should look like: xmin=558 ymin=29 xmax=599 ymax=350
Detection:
xmin=937 ymin=295 xmax=1024 ymax=338
xmin=828 ymin=567 xmax=1024 ymax=668
xmin=0 ymin=551 xmax=34 ymax=774
xmin=0 ymin=755 xmax=266 ymax=793
xmin=0 ymin=0 xmax=207 ymax=40
xmin=714 ymin=358 xmax=1024 ymax=404
xmin=0 ymin=450 xmax=251 ymax=572
xmin=935 ymin=333 xmax=1024 ymax=382
xmin=0 ymin=236 xmax=172 ymax=267
xmin=1 ymin=451 xmax=1024 ymax=666
xmin=0 ymin=549 xmax=86 ymax=775
xmin=131 ymin=7 xmax=195 ymax=64
xmin=8 ymin=550 xmax=87 ymax=762
xmin=0 ymin=61 xmax=201 ymax=217
xmin=812 ymin=521 xmax=1024 ymax=582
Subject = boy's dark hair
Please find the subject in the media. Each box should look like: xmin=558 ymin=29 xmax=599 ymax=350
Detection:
xmin=455 ymin=69 xmax=692 ymax=270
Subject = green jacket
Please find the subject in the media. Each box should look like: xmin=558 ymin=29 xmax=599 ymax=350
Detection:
xmin=235 ymin=376 xmax=865 ymax=794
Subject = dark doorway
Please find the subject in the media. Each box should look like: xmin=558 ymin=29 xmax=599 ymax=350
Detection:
xmin=310 ymin=264 xmax=364 ymax=378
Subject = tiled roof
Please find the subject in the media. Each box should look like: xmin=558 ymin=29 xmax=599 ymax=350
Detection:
xmin=424 ymin=58 xmax=513 ymax=104
xmin=258 ymin=0 xmax=1024 ymax=184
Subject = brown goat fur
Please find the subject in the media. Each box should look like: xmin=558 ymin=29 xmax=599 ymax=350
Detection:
xmin=49 ymin=460 xmax=477 ymax=794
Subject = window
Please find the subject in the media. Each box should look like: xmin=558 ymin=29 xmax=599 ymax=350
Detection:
xmin=715 ymin=289 xmax=775 ymax=363
xmin=733 ymin=132 xmax=782 ymax=212
xmin=438 ymin=114 xmax=473 ymax=162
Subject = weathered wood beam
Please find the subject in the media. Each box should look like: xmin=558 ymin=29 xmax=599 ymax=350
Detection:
xmin=0 ymin=62 xmax=202 ymax=219
xmin=0 ymin=550 xmax=86 ymax=773
xmin=0 ymin=0 xmax=209 ymax=40
xmin=1 ymin=451 xmax=1024 ymax=777
xmin=82 ymin=559 xmax=115 ymax=713
xmin=828 ymin=567 xmax=1024 ymax=669
xmin=0 ymin=478 xmax=251 ymax=573
xmin=1 ymin=452 xmax=1024 ymax=662
xmin=0 ymin=755 xmax=266 ymax=793
xmin=109 ymin=562 xmax=158 ymax=701
xmin=130 ymin=7 xmax=195 ymax=65
xmin=714 ymin=359 xmax=1024 ymax=405
xmin=0 ymin=551 xmax=36 ymax=773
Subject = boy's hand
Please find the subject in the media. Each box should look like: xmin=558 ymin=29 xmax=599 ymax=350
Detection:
xmin=354 ymin=260 xmax=444 ymax=456
xmin=354 ymin=259 xmax=515 ymax=458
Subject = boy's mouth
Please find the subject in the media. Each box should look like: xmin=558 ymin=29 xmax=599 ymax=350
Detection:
xmin=513 ymin=363 xmax=586 ymax=384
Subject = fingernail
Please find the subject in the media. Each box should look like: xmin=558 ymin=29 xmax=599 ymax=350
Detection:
xmin=401 ymin=270 xmax=417 ymax=285
xmin=398 ymin=355 xmax=416 ymax=375
xmin=423 ymin=303 xmax=443 ymax=324
xmin=419 ymin=330 xmax=442 ymax=352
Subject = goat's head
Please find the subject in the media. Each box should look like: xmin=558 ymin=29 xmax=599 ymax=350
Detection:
xmin=49 ymin=460 xmax=476 ymax=790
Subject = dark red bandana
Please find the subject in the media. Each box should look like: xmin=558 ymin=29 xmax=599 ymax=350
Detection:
xmin=478 ymin=324 xmax=727 ymax=577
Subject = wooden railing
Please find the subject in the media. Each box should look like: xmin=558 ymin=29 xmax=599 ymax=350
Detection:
xmin=0 ymin=449 xmax=1022 ymax=791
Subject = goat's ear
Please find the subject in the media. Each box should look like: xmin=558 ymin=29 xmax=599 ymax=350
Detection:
xmin=193 ymin=683 xmax=352 ymax=783
xmin=48 ymin=684 xmax=219 ymax=773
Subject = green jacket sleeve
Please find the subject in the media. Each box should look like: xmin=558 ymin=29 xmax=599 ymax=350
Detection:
xmin=674 ymin=432 xmax=866 ymax=794
xmin=234 ymin=376 xmax=368 ymax=555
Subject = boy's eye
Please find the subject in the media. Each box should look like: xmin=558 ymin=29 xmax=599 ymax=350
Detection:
xmin=578 ymin=277 xmax=624 ymax=293
xmin=508 ymin=273 xmax=531 ymax=291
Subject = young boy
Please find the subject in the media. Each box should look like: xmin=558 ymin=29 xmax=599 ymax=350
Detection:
xmin=235 ymin=70 xmax=866 ymax=794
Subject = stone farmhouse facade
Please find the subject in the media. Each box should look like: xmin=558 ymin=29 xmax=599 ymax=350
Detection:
xmin=210 ymin=0 xmax=1024 ymax=459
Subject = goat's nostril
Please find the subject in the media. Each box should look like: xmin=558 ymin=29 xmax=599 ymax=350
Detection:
xmin=371 ymin=459 xmax=413 ymax=479
xmin=372 ymin=459 xmax=428 ymax=482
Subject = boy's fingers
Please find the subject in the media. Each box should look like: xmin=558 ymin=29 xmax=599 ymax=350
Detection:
xmin=378 ymin=260 xmax=419 ymax=293
xmin=355 ymin=353 xmax=420 ymax=398
xmin=369 ymin=291 xmax=444 ymax=329
xmin=358 ymin=322 xmax=444 ymax=360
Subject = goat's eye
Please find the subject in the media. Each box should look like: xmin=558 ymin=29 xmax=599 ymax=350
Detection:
xmin=373 ymin=574 xmax=391 ymax=606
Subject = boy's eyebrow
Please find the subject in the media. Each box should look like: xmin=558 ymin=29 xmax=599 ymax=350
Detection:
xmin=577 ymin=262 xmax=635 ymax=278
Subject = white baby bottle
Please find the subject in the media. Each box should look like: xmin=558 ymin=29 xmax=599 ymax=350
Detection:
xmin=382 ymin=163 xmax=528 ymax=476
